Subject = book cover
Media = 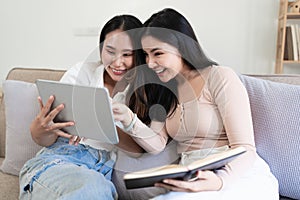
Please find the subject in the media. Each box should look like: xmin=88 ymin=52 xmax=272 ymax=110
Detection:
xmin=285 ymin=25 xmax=294 ymax=60
xmin=284 ymin=26 xmax=289 ymax=60
xmin=123 ymin=146 xmax=246 ymax=189
xmin=291 ymin=24 xmax=298 ymax=60
xmin=296 ymin=24 xmax=300 ymax=59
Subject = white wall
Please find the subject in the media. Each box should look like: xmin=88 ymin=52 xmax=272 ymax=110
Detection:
xmin=1 ymin=0 xmax=297 ymax=83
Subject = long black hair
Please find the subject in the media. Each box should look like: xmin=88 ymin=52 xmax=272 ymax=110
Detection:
xmin=142 ymin=8 xmax=218 ymax=70
xmin=98 ymin=15 xmax=171 ymax=125
xmin=99 ymin=14 xmax=143 ymax=71
xmin=132 ymin=8 xmax=219 ymax=123
xmin=99 ymin=15 xmax=142 ymax=54
xmin=98 ymin=15 xmax=156 ymax=123
xmin=127 ymin=65 xmax=178 ymax=125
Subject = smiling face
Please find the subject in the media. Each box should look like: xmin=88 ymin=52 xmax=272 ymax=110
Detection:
xmin=142 ymin=35 xmax=186 ymax=83
xmin=101 ymin=29 xmax=134 ymax=82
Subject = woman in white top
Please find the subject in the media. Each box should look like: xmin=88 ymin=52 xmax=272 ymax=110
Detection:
xmin=19 ymin=15 xmax=144 ymax=200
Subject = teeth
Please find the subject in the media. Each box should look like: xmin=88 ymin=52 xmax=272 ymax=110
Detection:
xmin=112 ymin=69 xmax=125 ymax=73
xmin=155 ymin=69 xmax=165 ymax=74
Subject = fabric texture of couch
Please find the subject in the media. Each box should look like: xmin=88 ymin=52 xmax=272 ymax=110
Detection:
xmin=0 ymin=67 xmax=300 ymax=200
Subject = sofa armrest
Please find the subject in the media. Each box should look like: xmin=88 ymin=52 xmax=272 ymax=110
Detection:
xmin=5 ymin=67 xmax=66 ymax=83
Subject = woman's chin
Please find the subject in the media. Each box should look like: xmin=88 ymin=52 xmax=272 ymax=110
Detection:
xmin=112 ymin=76 xmax=124 ymax=82
xmin=158 ymin=76 xmax=171 ymax=83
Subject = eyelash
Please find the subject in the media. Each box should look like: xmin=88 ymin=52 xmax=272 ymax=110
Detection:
xmin=144 ymin=51 xmax=163 ymax=57
xmin=107 ymin=50 xmax=115 ymax=55
xmin=106 ymin=50 xmax=132 ymax=57
xmin=154 ymin=52 xmax=163 ymax=56
xmin=123 ymin=53 xmax=133 ymax=57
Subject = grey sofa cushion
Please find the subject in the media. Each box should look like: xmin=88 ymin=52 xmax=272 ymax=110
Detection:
xmin=112 ymin=141 xmax=179 ymax=200
xmin=239 ymin=75 xmax=300 ymax=200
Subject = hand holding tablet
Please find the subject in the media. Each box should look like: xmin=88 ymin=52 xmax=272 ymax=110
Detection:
xmin=36 ymin=79 xmax=119 ymax=144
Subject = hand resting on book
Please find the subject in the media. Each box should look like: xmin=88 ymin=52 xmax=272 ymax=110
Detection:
xmin=155 ymin=170 xmax=223 ymax=192
xmin=123 ymin=147 xmax=246 ymax=190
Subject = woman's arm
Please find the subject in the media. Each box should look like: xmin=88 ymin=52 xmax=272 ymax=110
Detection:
xmin=115 ymin=127 xmax=144 ymax=156
xmin=112 ymin=102 xmax=169 ymax=154
xmin=129 ymin=119 xmax=169 ymax=154
xmin=209 ymin=66 xmax=256 ymax=189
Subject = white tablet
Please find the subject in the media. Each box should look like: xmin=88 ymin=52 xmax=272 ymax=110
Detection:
xmin=36 ymin=79 xmax=119 ymax=144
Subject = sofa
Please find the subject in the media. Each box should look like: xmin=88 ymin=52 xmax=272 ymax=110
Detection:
xmin=0 ymin=67 xmax=299 ymax=200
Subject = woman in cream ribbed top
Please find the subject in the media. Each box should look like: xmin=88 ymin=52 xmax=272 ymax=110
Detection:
xmin=118 ymin=65 xmax=257 ymax=189
xmin=112 ymin=8 xmax=278 ymax=199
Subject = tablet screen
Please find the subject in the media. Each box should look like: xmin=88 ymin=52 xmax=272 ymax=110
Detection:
xmin=36 ymin=79 xmax=119 ymax=144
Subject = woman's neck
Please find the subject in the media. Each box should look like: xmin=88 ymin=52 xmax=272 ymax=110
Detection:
xmin=104 ymin=70 xmax=128 ymax=97
xmin=176 ymin=66 xmax=204 ymax=103
xmin=104 ymin=71 xmax=116 ymax=97
xmin=176 ymin=64 xmax=200 ymax=86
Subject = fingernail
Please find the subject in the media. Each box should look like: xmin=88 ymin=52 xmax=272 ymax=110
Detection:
xmin=197 ymin=170 xmax=201 ymax=177
xmin=73 ymin=136 xmax=78 ymax=142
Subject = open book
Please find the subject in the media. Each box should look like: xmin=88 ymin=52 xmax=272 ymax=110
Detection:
xmin=123 ymin=146 xmax=246 ymax=189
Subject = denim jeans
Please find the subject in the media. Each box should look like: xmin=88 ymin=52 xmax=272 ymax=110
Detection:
xmin=19 ymin=137 xmax=117 ymax=200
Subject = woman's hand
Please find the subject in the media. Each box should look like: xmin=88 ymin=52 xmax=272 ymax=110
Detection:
xmin=154 ymin=170 xmax=223 ymax=192
xmin=30 ymin=95 xmax=77 ymax=146
xmin=112 ymin=102 xmax=134 ymax=128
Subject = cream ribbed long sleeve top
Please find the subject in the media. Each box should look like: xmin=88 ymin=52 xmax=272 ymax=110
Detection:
xmin=127 ymin=65 xmax=257 ymax=189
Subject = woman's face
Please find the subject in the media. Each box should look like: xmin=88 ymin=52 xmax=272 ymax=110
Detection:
xmin=101 ymin=29 xmax=134 ymax=82
xmin=142 ymin=35 xmax=184 ymax=83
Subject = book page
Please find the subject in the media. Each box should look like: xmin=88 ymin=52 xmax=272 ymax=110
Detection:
xmin=187 ymin=147 xmax=246 ymax=171
xmin=124 ymin=164 xmax=188 ymax=179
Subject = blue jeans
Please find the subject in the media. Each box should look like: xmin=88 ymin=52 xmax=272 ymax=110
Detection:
xmin=19 ymin=137 xmax=117 ymax=200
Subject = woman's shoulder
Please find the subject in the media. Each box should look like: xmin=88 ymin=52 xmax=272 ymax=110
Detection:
xmin=207 ymin=65 xmax=238 ymax=80
xmin=61 ymin=61 xmax=104 ymax=85
xmin=210 ymin=65 xmax=236 ymax=74
xmin=201 ymin=65 xmax=240 ymax=91
xmin=76 ymin=61 xmax=103 ymax=72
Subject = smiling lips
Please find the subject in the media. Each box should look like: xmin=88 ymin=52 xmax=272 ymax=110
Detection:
xmin=153 ymin=68 xmax=166 ymax=75
xmin=111 ymin=68 xmax=127 ymax=75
